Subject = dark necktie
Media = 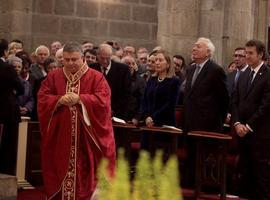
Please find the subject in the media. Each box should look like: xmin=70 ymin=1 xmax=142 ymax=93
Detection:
xmin=191 ymin=65 xmax=201 ymax=87
xmin=102 ymin=67 xmax=107 ymax=76
xmin=247 ymin=70 xmax=255 ymax=91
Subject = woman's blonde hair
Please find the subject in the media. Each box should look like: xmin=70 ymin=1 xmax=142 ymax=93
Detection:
xmin=152 ymin=50 xmax=175 ymax=78
xmin=8 ymin=42 xmax=22 ymax=55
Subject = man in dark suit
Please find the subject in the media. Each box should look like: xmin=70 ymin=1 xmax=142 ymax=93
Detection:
xmin=90 ymin=44 xmax=131 ymax=120
xmin=183 ymin=37 xmax=229 ymax=133
xmin=226 ymin=47 xmax=248 ymax=124
xmin=0 ymin=39 xmax=24 ymax=175
xmin=232 ymin=39 xmax=270 ymax=199
xmin=227 ymin=47 xmax=248 ymax=96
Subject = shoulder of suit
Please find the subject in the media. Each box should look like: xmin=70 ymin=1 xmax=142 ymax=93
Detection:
xmin=171 ymin=76 xmax=181 ymax=82
xmin=111 ymin=60 xmax=129 ymax=70
xmin=262 ymin=64 xmax=270 ymax=75
xmin=206 ymin=60 xmax=222 ymax=69
xmin=227 ymin=70 xmax=236 ymax=77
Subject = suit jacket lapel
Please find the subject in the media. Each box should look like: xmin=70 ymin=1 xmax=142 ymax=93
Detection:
xmin=185 ymin=64 xmax=196 ymax=96
xmin=246 ymin=64 xmax=267 ymax=95
xmin=190 ymin=60 xmax=209 ymax=91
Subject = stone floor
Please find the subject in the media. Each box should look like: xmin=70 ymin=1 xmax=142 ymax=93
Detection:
xmin=0 ymin=174 xmax=17 ymax=200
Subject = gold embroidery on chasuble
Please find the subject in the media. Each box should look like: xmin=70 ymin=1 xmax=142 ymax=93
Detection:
xmin=61 ymin=63 xmax=102 ymax=199
xmin=62 ymin=64 xmax=88 ymax=200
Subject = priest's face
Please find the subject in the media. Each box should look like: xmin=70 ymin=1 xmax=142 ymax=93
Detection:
xmin=63 ymin=51 xmax=84 ymax=73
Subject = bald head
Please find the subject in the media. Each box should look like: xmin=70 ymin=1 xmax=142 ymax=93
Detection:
xmin=98 ymin=44 xmax=113 ymax=56
xmin=97 ymin=44 xmax=113 ymax=68
xmin=55 ymin=48 xmax=64 ymax=67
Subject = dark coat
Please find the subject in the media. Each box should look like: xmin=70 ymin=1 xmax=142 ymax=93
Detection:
xmin=0 ymin=59 xmax=24 ymax=175
xmin=90 ymin=60 xmax=131 ymax=119
xmin=183 ymin=60 xmax=229 ymax=133
xmin=30 ymin=63 xmax=45 ymax=80
xmin=232 ymin=64 xmax=270 ymax=200
xmin=17 ymin=77 xmax=35 ymax=117
xmin=227 ymin=70 xmax=238 ymax=97
xmin=0 ymin=59 xmax=24 ymax=123
xmin=142 ymin=76 xmax=180 ymax=126
xmin=232 ymin=64 xmax=270 ymax=139
xmin=127 ymin=71 xmax=146 ymax=120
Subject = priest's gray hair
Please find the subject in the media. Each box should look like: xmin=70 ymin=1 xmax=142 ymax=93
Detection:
xmin=63 ymin=41 xmax=83 ymax=55
xmin=8 ymin=56 xmax=22 ymax=65
xmin=197 ymin=37 xmax=215 ymax=58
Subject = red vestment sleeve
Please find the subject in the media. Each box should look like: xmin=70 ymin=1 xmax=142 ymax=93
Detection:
xmin=79 ymin=75 xmax=116 ymax=174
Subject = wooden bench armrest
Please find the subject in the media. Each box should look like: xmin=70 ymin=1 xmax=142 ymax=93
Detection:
xmin=188 ymin=131 xmax=232 ymax=140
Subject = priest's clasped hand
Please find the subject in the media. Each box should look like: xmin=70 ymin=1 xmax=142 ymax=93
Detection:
xmin=59 ymin=92 xmax=80 ymax=106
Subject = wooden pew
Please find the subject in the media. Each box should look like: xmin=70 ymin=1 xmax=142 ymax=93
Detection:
xmin=188 ymin=131 xmax=232 ymax=200
xmin=25 ymin=121 xmax=43 ymax=186
xmin=112 ymin=122 xmax=139 ymax=160
xmin=140 ymin=126 xmax=182 ymax=157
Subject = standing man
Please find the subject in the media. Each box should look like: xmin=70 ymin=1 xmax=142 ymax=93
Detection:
xmin=50 ymin=41 xmax=62 ymax=57
xmin=227 ymin=47 xmax=248 ymax=96
xmin=0 ymin=39 xmax=24 ymax=175
xmin=226 ymin=47 xmax=248 ymax=124
xmin=183 ymin=37 xmax=229 ymax=133
xmin=30 ymin=45 xmax=50 ymax=80
xmin=38 ymin=41 xmax=116 ymax=200
xmin=90 ymin=44 xmax=131 ymax=120
xmin=55 ymin=48 xmax=64 ymax=67
xmin=232 ymin=39 xmax=270 ymax=199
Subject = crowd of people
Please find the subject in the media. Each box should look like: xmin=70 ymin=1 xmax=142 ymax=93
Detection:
xmin=0 ymin=37 xmax=270 ymax=199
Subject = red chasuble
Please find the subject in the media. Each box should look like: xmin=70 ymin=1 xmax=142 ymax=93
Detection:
xmin=38 ymin=64 xmax=116 ymax=200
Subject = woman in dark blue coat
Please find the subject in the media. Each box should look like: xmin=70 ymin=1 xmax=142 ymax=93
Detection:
xmin=142 ymin=50 xmax=180 ymax=127
xmin=141 ymin=50 xmax=180 ymax=151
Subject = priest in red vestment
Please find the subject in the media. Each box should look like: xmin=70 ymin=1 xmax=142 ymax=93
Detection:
xmin=38 ymin=41 xmax=116 ymax=200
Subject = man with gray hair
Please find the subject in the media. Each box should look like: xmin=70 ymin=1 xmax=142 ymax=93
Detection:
xmin=38 ymin=41 xmax=116 ymax=200
xmin=183 ymin=37 xmax=229 ymax=133
xmin=30 ymin=45 xmax=50 ymax=80
xmin=183 ymin=37 xmax=229 ymax=187
xmin=90 ymin=43 xmax=131 ymax=120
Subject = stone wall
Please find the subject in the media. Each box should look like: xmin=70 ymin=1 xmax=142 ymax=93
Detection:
xmin=157 ymin=0 xmax=270 ymax=67
xmin=0 ymin=0 xmax=269 ymax=64
xmin=0 ymin=0 xmax=158 ymax=52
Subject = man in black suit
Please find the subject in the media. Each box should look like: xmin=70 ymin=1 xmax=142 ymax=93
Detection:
xmin=226 ymin=47 xmax=248 ymax=124
xmin=183 ymin=37 xmax=229 ymax=133
xmin=227 ymin=47 xmax=248 ymax=96
xmin=90 ymin=44 xmax=131 ymax=120
xmin=232 ymin=39 xmax=270 ymax=199
xmin=0 ymin=39 xmax=24 ymax=175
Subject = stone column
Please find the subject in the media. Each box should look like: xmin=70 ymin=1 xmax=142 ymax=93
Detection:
xmin=157 ymin=0 xmax=269 ymax=66
xmin=222 ymin=0 xmax=253 ymax=66
xmin=157 ymin=0 xmax=200 ymax=62
xmin=198 ymin=0 xmax=226 ymax=64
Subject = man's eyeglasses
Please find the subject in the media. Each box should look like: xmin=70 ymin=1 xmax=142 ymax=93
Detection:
xmin=234 ymin=54 xmax=245 ymax=58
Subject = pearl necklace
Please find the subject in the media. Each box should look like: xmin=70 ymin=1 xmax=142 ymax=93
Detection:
xmin=158 ymin=77 xmax=165 ymax=82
